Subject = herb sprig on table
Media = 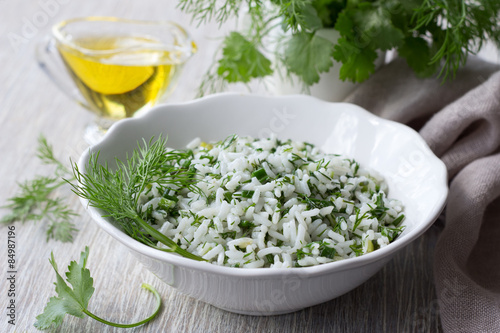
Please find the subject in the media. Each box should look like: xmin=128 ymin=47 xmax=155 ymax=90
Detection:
xmin=1 ymin=135 xmax=78 ymax=242
xmin=35 ymin=246 xmax=161 ymax=330
xmin=178 ymin=0 xmax=500 ymax=95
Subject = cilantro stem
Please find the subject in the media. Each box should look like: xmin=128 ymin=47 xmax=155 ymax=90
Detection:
xmin=82 ymin=283 xmax=161 ymax=328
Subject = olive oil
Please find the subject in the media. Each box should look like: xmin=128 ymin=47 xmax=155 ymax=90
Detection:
xmin=57 ymin=36 xmax=180 ymax=119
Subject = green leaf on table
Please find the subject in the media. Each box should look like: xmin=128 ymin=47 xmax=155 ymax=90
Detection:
xmin=1 ymin=135 xmax=78 ymax=243
xmin=34 ymin=247 xmax=93 ymax=330
xmin=34 ymin=246 xmax=162 ymax=330
xmin=284 ymin=32 xmax=334 ymax=85
xmin=217 ymin=31 xmax=272 ymax=83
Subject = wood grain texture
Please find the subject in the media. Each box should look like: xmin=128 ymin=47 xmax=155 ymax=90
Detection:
xmin=2 ymin=1 xmax=496 ymax=332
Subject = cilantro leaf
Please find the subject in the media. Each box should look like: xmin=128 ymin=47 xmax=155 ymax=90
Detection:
xmin=284 ymin=32 xmax=334 ymax=85
xmin=34 ymin=247 xmax=162 ymax=330
xmin=352 ymin=5 xmax=404 ymax=51
xmin=34 ymin=296 xmax=73 ymax=330
xmin=311 ymin=0 xmax=345 ymax=28
xmin=217 ymin=31 xmax=272 ymax=83
xmin=398 ymin=36 xmax=437 ymax=77
xmin=34 ymin=248 xmax=93 ymax=330
xmin=65 ymin=249 xmax=94 ymax=310
xmin=333 ymin=9 xmax=355 ymax=39
xmin=333 ymin=37 xmax=377 ymax=82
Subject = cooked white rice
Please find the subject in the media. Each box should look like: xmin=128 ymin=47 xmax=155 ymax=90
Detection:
xmin=137 ymin=135 xmax=405 ymax=268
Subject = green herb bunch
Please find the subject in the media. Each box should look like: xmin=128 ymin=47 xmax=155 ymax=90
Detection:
xmin=178 ymin=0 xmax=500 ymax=95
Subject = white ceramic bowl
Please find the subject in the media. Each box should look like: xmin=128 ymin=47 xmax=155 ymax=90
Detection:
xmin=78 ymin=93 xmax=448 ymax=315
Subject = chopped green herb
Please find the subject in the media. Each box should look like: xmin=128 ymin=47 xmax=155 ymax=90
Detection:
xmin=223 ymin=191 xmax=233 ymax=202
xmin=368 ymin=194 xmax=389 ymax=220
xmin=392 ymin=214 xmax=405 ymax=227
xmin=158 ymin=198 xmax=176 ymax=212
xmin=241 ymin=190 xmax=255 ymax=199
xmin=206 ymin=192 xmax=216 ymax=204
xmin=379 ymin=226 xmax=405 ymax=242
xmin=239 ymin=220 xmax=256 ymax=230
xmin=318 ymin=241 xmax=336 ymax=259
xmin=353 ymin=211 xmax=369 ymax=232
xmin=295 ymin=248 xmax=308 ymax=260
xmin=220 ymin=231 xmax=237 ymax=239
xmin=350 ymin=243 xmax=363 ymax=257
xmin=251 ymin=168 xmax=268 ymax=183
xmin=265 ymin=254 xmax=275 ymax=264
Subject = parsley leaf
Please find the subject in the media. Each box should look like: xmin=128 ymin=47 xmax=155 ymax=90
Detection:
xmin=217 ymin=31 xmax=272 ymax=83
xmin=34 ymin=247 xmax=162 ymax=330
xmin=284 ymin=32 xmax=334 ymax=85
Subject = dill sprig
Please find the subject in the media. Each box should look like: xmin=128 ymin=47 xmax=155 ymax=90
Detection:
xmin=71 ymin=137 xmax=206 ymax=262
xmin=36 ymin=135 xmax=70 ymax=176
xmin=1 ymin=135 xmax=78 ymax=243
xmin=177 ymin=0 xmax=242 ymax=26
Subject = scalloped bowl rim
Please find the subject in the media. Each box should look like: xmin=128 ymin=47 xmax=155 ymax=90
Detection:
xmin=78 ymin=93 xmax=448 ymax=279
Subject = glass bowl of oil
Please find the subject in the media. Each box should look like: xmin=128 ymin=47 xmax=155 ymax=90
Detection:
xmin=37 ymin=17 xmax=196 ymax=143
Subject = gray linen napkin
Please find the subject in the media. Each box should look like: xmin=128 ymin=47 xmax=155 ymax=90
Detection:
xmin=345 ymin=56 xmax=500 ymax=333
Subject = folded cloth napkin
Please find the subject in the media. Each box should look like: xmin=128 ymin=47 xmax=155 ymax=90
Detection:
xmin=345 ymin=56 xmax=500 ymax=333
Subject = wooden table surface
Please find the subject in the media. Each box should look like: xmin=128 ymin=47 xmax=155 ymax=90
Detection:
xmin=1 ymin=1 xmax=498 ymax=333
